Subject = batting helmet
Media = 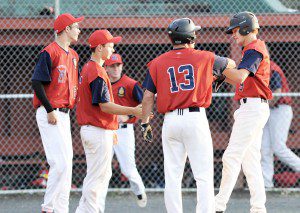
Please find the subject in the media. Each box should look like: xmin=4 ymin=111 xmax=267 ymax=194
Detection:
xmin=167 ymin=18 xmax=201 ymax=45
xmin=226 ymin=11 xmax=260 ymax=36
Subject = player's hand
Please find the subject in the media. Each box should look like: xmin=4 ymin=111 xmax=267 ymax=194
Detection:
xmin=214 ymin=74 xmax=226 ymax=92
xmin=113 ymin=131 xmax=118 ymax=145
xmin=47 ymin=111 xmax=57 ymax=125
xmin=141 ymin=123 xmax=153 ymax=143
xmin=133 ymin=104 xmax=142 ymax=118
xmin=118 ymin=115 xmax=129 ymax=123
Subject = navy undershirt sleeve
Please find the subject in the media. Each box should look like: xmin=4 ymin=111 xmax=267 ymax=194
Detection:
xmin=32 ymin=51 xmax=52 ymax=83
xmin=90 ymin=77 xmax=110 ymax=105
xmin=132 ymin=83 xmax=143 ymax=104
xmin=238 ymin=49 xmax=263 ymax=77
xmin=142 ymin=71 xmax=157 ymax=94
xmin=270 ymin=71 xmax=282 ymax=91
xmin=213 ymin=55 xmax=229 ymax=76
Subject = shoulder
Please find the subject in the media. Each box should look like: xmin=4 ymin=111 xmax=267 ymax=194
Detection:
xmin=195 ymin=50 xmax=214 ymax=59
xmin=42 ymin=42 xmax=59 ymax=58
xmin=69 ymin=48 xmax=79 ymax=59
xmin=147 ymin=52 xmax=170 ymax=68
xmin=122 ymin=75 xmax=137 ymax=84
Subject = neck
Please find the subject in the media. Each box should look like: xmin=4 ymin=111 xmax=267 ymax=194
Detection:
xmin=110 ymin=75 xmax=121 ymax=83
xmin=91 ymin=53 xmax=105 ymax=67
xmin=243 ymin=34 xmax=257 ymax=47
xmin=173 ymin=43 xmax=192 ymax=49
xmin=56 ymin=35 xmax=71 ymax=51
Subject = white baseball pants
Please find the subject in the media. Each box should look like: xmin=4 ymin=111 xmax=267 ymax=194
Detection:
xmin=36 ymin=107 xmax=73 ymax=213
xmin=261 ymin=104 xmax=300 ymax=187
xmin=215 ymin=98 xmax=270 ymax=213
xmin=162 ymin=108 xmax=215 ymax=213
xmin=76 ymin=125 xmax=113 ymax=213
xmin=114 ymin=124 xmax=145 ymax=195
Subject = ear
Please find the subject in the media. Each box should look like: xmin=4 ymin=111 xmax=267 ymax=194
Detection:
xmin=65 ymin=26 xmax=71 ymax=33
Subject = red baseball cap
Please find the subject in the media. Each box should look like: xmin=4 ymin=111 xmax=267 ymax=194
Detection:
xmin=88 ymin=30 xmax=122 ymax=48
xmin=54 ymin=13 xmax=84 ymax=34
xmin=104 ymin=54 xmax=123 ymax=66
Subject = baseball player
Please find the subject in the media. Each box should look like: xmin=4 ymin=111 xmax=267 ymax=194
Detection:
xmin=75 ymin=30 xmax=142 ymax=213
xmin=215 ymin=12 xmax=273 ymax=213
xmin=31 ymin=13 xmax=83 ymax=213
xmin=141 ymin=18 xmax=236 ymax=213
xmin=104 ymin=54 xmax=147 ymax=207
xmin=261 ymin=60 xmax=300 ymax=188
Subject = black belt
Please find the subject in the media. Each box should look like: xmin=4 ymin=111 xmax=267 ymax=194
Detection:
xmin=240 ymin=98 xmax=268 ymax=104
xmin=53 ymin=108 xmax=70 ymax=113
xmin=170 ymin=107 xmax=200 ymax=115
xmin=119 ymin=124 xmax=127 ymax=129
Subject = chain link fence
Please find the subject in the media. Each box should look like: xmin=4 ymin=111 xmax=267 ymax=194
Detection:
xmin=0 ymin=0 xmax=299 ymax=191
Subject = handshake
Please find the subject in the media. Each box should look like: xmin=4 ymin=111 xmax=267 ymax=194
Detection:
xmin=131 ymin=104 xmax=153 ymax=143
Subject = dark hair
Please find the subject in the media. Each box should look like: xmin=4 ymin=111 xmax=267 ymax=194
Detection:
xmin=90 ymin=47 xmax=97 ymax=53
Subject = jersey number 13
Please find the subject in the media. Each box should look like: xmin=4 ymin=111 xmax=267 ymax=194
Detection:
xmin=167 ymin=64 xmax=195 ymax=93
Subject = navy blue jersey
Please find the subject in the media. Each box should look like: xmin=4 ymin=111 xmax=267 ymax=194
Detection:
xmin=90 ymin=77 xmax=110 ymax=105
xmin=238 ymin=49 xmax=263 ymax=76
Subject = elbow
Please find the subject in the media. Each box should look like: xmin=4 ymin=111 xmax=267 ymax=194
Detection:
xmin=99 ymin=103 xmax=110 ymax=114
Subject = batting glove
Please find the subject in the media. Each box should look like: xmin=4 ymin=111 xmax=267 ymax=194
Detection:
xmin=141 ymin=123 xmax=153 ymax=143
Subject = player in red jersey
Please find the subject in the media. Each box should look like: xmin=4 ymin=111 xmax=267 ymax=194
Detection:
xmin=31 ymin=13 xmax=83 ymax=213
xmin=75 ymin=30 xmax=142 ymax=213
xmin=141 ymin=18 xmax=236 ymax=213
xmin=215 ymin=12 xmax=272 ymax=213
xmin=105 ymin=54 xmax=147 ymax=207
xmin=261 ymin=60 xmax=300 ymax=188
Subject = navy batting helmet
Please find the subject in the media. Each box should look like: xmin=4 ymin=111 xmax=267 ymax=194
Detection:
xmin=167 ymin=18 xmax=201 ymax=45
xmin=226 ymin=11 xmax=259 ymax=36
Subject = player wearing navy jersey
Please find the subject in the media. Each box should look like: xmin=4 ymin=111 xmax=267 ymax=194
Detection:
xmin=31 ymin=13 xmax=83 ymax=213
xmin=105 ymin=54 xmax=147 ymax=207
xmin=261 ymin=60 xmax=300 ymax=188
xmin=215 ymin=12 xmax=272 ymax=213
xmin=141 ymin=18 xmax=236 ymax=213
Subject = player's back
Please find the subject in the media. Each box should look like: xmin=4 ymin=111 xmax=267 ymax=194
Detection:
xmin=148 ymin=48 xmax=215 ymax=113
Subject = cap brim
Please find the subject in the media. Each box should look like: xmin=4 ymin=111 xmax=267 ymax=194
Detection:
xmin=225 ymin=25 xmax=239 ymax=34
xmin=105 ymin=61 xmax=123 ymax=66
xmin=74 ymin=16 xmax=84 ymax=23
xmin=108 ymin=36 xmax=122 ymax=44
xmin=194 ymin=26 xmax=201 ymax=31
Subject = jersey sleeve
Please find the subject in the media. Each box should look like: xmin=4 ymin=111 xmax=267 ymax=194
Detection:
xmin=142 ymin=71 xmax=157 ymax=94
xmin=270 ymin=71 xmax=282 ymax=91
xmin=89 ymin=77 xmax=110 ymax=105
xmin=213 ymin=54 xmax=229 ymax=76
xmin=31 ymin=51 xmax=52 ymax=83
xmin=238 ymin=49 xmax=263 ymax=77
xmin=132 ymin=83 xmax=143 ymax=103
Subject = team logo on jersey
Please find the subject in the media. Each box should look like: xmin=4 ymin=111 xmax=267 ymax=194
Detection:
xmin=72 ymin=58 xmax=77 ymax=70
xmin=57 ymin=65 xmax=67 ymax=83
xmin=117 ymin=87 xmax=126 ymax=97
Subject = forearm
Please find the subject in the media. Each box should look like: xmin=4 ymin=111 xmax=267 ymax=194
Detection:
xmin=141 ymin=93 xmax=154 ymax=123
xmin=222 ymin=68 xmax=250 ymax=84
xmin=224 ymin=77 xmax=237 ymax=85
xmin=32 ymin=80 xmax=53 ymax=113
xmin=100 ymin=102 xmax=134 ymax=115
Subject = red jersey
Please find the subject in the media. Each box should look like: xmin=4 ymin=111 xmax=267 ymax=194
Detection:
xmin=76 ymin=61 xmax=118 ymax=130
xmin=33 ymin=42 xmax=79 ymax=109
xmin=147 ymin=48 xmax=215 ymax=113
xmin=234 ymin=39 xmax=273 ymax=100
xmin=111 ymin=74 xmax=140 ymax=123
xmin=270 ymin=61 xmax=292 ymax=105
